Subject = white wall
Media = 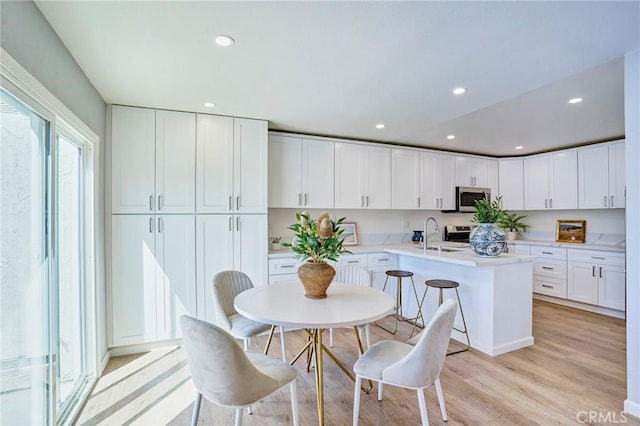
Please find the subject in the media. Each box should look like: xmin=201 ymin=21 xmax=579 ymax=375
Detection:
xmin=269 ymin=208 xmax=625 ymax=243
xmin=624 ymin=50 xmax=640 ymax=419
xmin=1 ymin=1 xmax=108 ymax=360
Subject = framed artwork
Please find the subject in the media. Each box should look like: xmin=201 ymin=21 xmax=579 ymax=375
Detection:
xmin=556 ymin=220 xmax=586 ymax=243
xmin=337 ymin=222 xmax=358 ymax=246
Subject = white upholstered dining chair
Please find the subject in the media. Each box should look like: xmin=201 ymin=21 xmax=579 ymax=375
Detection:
xmin=180 ymin=315 xmax=299 ymax=426
xmin=330 ymin=265 xmax=373 ymax=349
xmin=212 ymin=270 xmax=287 ymax=360
xmin=352 ymin=298 xmax=457 ymax=426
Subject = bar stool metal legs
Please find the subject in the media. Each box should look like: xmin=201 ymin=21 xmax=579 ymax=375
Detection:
xmin=375 ymin=270 xmax=425 ymax=335
xmin=412 ymin=279 xmax=471 ymax=355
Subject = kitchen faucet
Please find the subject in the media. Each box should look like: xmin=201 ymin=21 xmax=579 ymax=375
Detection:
xmin=423 ymin=216 xmax=441 ymax=255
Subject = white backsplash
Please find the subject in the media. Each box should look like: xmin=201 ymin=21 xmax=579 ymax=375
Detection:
xmin=268 ymin=208 xmax=626 ymax=246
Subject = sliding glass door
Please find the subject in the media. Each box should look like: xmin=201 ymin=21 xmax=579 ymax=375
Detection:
xmin=0 ymin=88 xmax=52 ymax=425
xmin=0 ymin=84 xmax=96 ymax=424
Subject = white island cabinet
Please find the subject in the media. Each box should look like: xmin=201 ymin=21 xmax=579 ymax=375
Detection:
xmin=383 ymin=246 xmax=534 ymax=356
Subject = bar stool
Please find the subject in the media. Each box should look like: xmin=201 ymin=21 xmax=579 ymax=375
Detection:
xmin=375 ymin=270 xmax=424 ymax=335
xmin=412 ymin=279 xmax=470 ymax=355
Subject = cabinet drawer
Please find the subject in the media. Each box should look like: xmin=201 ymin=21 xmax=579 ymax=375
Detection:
xmin=533 ymin=259 xmax=566 ymax=279
xmin=568 ymin=249 xmax=625 ymax=266
xmin=338 ymin=254 xmax=368 ymax=267
xmin=533 ymin=276 xmax=567 ymax=298
xmin=366 ymin=253 xmax=397 ymax=269
xmin=269 ymin=257 xmax=300 ymax=275
xmin=268 ymin=273 xmax=298 ymax=285
xmin=531 ymin=246 xmax=566 ymax=260
xmin=513 ymin=244 xmax=531 ymax=255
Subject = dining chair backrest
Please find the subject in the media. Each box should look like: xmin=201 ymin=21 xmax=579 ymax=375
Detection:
xmin=335 ymin=265 xmax=372 ymax=288
xmin=180 ymin=315 xmax=279 ymax=407
xmin=212 ymin=270 xmax=254 ymax=331
xmin=381 ymin=298 xmax=457 ymax=388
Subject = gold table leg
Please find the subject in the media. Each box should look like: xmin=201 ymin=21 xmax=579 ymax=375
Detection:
xmin=290 ymin=327 xmax=372 ymax=426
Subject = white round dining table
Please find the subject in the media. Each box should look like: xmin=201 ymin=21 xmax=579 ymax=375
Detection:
xmin=234 ymin=282 xmax=394 ymax=426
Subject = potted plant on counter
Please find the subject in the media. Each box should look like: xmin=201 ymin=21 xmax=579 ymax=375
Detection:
xmin=282 ymin=211 xmax=350 ymax=299
xmin=498 ymin=212 xmax=530 ymax=241
xmin=470 ymin=196 xmax=508 ymax=257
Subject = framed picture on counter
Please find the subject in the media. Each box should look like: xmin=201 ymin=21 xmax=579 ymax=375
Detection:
xmin=556 ymin=220 xmax=586 ymax=243
xmin=337 ymin=222 xmax=358 ymax=246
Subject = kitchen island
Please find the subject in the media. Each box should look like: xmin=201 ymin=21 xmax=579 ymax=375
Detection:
xmin=382 ymin=244 xmax=534 ymax=356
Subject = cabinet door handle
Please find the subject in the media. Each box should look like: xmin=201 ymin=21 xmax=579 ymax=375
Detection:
xmin=366 ymin=195 xmax=369 ymax=207
xmin=157 ymin=217 xmax=163 ymax=233
xmin=440 ymin=198 xmax=443 ymax=208
xmin=541 ymin=251 xmax=553 ymax=255
xmin=361 ymin=196 xmax=364 ymax=207
xmin=228 ymin=196 xmax=232 ymax=211
xmin=604 ymin=195 xmax=608 ymax=207
xmin=599 ymin=266 xmax=603 ymax=278
xmin=541 ymin=266 xmax=554 ymax=270
xmin=228 ymin=216 xmax=232 ymax=231
xmin=591 ymin=256 xmax=605 ymax=260
xmin=149 ymin=217 xmax=153 ymax=233
xmin=377 ymin=258 xmax=389 ymax=262
xmin=149 ymin=195 xmax=154 ymax=211
xmin=417 ymin=197 xmax=420 ymax=208
xmin=549 ymin=198 xmax=553 ymax=208
xmin=157 ymin=195 xmax=162 ymax=211
xmin=545 ymin=198 xmax=548 ymax=208
xmin=236 ymin=196 xmax=240 ymax=210
xmin=541 ymin=284 xmax=553 ymax=289
xmin=610 ymin=195 xmax=614 ymax=207
xmin=236 ymin=216 xmax=240 ymax=231
xmin=304 ymin=193 xmax=308 ymax=206
xmin=281 ymin=264 xmax=295 ymax=269
xmin=592 ymin=265 xmax=596 ymax=277
xmin=298 ymin=193 xmax=302 ymax=206
xmin=347 ymin=260 xmax=360 ymax=264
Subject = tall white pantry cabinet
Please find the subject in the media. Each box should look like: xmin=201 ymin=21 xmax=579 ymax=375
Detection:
xmin=109 ymin=105 xmax=268 ymax=347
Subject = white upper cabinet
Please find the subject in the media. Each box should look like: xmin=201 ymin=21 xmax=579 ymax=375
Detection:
xmin=111 ymin=106 xmax=196 ymax=213
xmin=335 ymin=142 xmax=390 ymax=209
xmin=196 ymin=115 xmax=268 ymax=214
xmin=578 ymin=141 xmax=625 ymax=209
xmin=391 ymin=148 xmax=420 ymax=209
xmin=498 ymin=159 xmax=524 ymax=210
xmin=268 ymin=135 xmax=334 ymax=208
xmin=455 ymin=156 xmax=498 ymax=191
xmin=420 ymin=152 xmax=456 ymax=210
xmin=524 ymin=151 xmax=577 ymax=210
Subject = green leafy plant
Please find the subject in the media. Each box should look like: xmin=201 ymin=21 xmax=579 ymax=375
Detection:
xmin=471 ymin=196 xmax=505 ymax=224
xmin=498 ymin=211 xmax=530 ymax=232
xmin=282 ymin=211 xmax=351 ymax=263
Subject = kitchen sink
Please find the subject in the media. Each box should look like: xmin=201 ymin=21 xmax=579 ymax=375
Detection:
xmin=415 ymin=246 xmax=462 ymax=253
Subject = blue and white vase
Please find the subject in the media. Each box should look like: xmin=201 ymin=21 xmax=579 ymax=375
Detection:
xmin=469 ymin=223 xmax=507 ymax=257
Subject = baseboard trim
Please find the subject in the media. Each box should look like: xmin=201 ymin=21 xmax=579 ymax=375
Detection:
xmin=533 ymin=294 xmax=625 ymax=319
xmin=109 ymin=338 xmax=183 ymax=357
xmin=625 ymin=399 xmax=640 ymax=420
xmin=100 ymin=351 xmax=111 ymax=375
xmin=451 ymin=330 xmax=534 ymax=357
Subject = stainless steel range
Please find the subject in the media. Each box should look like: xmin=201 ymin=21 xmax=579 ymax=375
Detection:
xmin=443 ymin=225 xmax=473 ymax=243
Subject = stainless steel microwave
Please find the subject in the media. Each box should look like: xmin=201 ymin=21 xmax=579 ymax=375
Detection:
xmin=453 ymin=186 xmax=491 ymax=213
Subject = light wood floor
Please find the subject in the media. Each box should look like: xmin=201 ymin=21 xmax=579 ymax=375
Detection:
xmin=77 ymin=300 xmax=638 ymax=425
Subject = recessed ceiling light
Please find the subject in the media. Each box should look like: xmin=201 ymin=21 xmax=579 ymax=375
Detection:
xmin=215 ymin=35 xmax=234 ymax=47
xmin=452 ymin=87 xmax=467 ymax=95
xmin=376 ymin=123 xmax=385 ymax=129
xmin=447 ymin=135 xmax=455 ymax=140
xmin=204 ymin=102 xmax=216 ymax=108
xmin=515 ymin=146 xmax=524 ymax=150
xmin=569 ymin=97 xmax=583 ymax=104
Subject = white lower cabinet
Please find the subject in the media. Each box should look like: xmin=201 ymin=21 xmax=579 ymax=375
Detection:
xmin=528 ymin=246 xmax=568 ymax=298
xmin=110 ymin=214 xmax=196 ymax=347
xmin=267 ymin=251 xmax=398 ymax=290
xmin=196 ymin=214 xmax=268 ymax=323
xmin=568 ymin=249 xmax=626 ymax=310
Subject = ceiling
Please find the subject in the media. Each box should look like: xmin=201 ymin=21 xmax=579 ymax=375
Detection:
xmin=35 ymin=1 xmax=639 ymax=156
